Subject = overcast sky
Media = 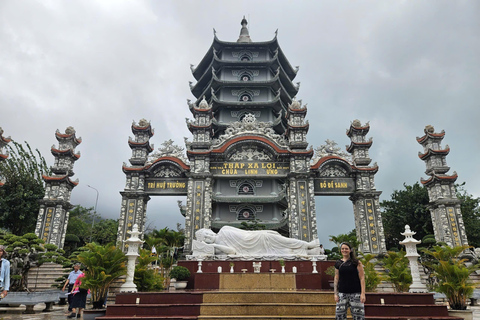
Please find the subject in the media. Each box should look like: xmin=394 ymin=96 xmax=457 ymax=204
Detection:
xmin=1 ymin=0 xmax=478 ymax=249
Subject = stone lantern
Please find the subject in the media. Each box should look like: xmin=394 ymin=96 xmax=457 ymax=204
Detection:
xmin=399 ymin=225 xmax=428 ymax=293
xmin=120 ymin=224 xmax=144 ymax=292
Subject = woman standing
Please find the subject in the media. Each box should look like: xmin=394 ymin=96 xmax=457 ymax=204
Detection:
xmin=334 ymin=242 xmax=366 ymax=320
xmin=68 ymin=273 xmax=88 ymax=318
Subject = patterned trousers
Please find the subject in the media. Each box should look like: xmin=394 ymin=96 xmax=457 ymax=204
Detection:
xmin=335 ymin=292 xmax=365 ymax=320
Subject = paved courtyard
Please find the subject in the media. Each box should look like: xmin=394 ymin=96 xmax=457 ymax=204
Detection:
xmin=1 ymin=303 xmax=480 ymax=320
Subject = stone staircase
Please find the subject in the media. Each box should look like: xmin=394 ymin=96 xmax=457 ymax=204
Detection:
xmin=26 ymin=262 xmax=67 ymax=291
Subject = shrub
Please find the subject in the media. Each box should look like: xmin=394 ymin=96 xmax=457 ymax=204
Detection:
xmin=169 ymin=266 xmax=191 ymax=281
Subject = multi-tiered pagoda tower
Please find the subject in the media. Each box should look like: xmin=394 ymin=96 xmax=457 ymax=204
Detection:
xmin=118 ymin=19 xmax=386 ymax=254
xmin=35 ymin=127 xmax=81 ymax=249
xmin=417 ymin=125 xmax=468 ymax=247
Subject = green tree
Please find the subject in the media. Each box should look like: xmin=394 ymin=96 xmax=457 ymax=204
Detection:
xmin=65 ymin=205 xmax=119 ymax=255
xmin=381 ymin=250 xmax=412 ymax=292
xmin=329 ymin=229 xmax=359 ymax=251
xmin=0 ymin=141 xmax=50 ymax=235
xmin=134 ymin=248 xmax=164 ymax=291
xmin=456 ymin=184 xmax=480 ymax=248
xmin=359 ymin=253 xmax=382 ymax=292
xmin=381 ymin=183 xmax=433 ymax=250
xmin=144 ymin=227 xmax=185 ymax=278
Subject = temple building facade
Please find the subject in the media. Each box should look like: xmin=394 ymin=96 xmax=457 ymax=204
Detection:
xmin=118 ymin=19 xmax=387 ymax=254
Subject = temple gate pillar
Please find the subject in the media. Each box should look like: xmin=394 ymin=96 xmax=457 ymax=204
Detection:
xmin=118 ymin=120 xmax=153 ymax=248
xmin=417 ymin=125 xmax=468 ymax=247
xmin=347 ymin=120 xmax=386 ymax=254
xmin=35 ymin=127 xmax=81 ymax=249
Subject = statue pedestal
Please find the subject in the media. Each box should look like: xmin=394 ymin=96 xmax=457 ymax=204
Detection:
xmin=219 ymin=273 xmax=295 ymax=290
xmin=178 ymin=259 xmax=334 ymax=290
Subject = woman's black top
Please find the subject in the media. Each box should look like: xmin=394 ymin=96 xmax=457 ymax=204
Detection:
xmin=335 ymin=259 xmax=361 ymax=293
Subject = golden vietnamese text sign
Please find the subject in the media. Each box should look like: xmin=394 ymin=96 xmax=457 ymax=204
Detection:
xmin=210 ymin=161 xmax=289 ymax=176
xmin=313 ymin=178 xmax=355 ymax=195
xmin=145 ymin=178 xmax=188 ymax=195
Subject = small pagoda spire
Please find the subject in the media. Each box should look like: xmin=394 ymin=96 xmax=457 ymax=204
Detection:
xmin=237 ymin=16 xmax=251 ymax=43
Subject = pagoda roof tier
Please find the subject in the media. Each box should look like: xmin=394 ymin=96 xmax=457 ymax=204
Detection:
xmin=55 ymin=130 xmax=82 ymax=146
xmin=352 ymin=164 xmax=379 ymax=173
xmin=0 ymin=129 xmax=11 ymax=144
xmin=287 ymin=107 xmax=307 ymax=115
xmin=212 ymin=191 xmax=287 ymax=204
xmin=346 ymin=121 xmax=370 ymax=137
xmin=208 ymin=91 xmax=287 ymax=113
xmin=127 ymin=140 xmax=154 ymax=152
xmin=418 ymin=146 xmax=450 ymax=160
xmin=346 ymin=140 xmax=373 ymax=152
xmin=416 ymin=129 xmax=445 ymax=144
xmin=0 ymin=154 xmax=8 ymax=160
xmin=286 ymin=121 xmax=309 ymax=130
xmin=187 ymin=136 xmax=313 ymax=160
xmin=421 ymin=172 xmax=458 ymax=186
xmin=51 ymin=147 xmax=81 ymax=160
xmin=192 ymin=35 xmax=297 ymax=81
xmin=187 ymin=122 xmax=213 ymax=133
xmin=211 ymin=215 xmax=289 ymax=231
xmin=42 ymin=175 xmax=79 ymax=187
xmin=191 ymin=58 xmax=299 ymax=99
xmin=131 ymin=120 xmax=154 ymax=137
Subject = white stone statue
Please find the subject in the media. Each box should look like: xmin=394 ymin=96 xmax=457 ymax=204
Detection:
xmin=192 ymin=226 xmax=320 ymax=257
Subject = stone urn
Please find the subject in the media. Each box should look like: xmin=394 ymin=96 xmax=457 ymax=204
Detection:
xmin=174 ymin=281 xmax=188 ymax=290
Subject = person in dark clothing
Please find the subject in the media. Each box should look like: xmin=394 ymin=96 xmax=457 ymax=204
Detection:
xmin=334 ymin=242 xmax=365 ymax=320
xmin=67 ymin=273 xmax=88 ymax=318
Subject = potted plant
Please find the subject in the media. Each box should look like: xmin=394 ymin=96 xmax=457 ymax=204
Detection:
xmin=229 ymin=262 xmax=235 ymax=273
xmin=76 ymin=243 xmax=127 ymax=318
xmin=169 ymin=266 xmax=191 ymax=289
xmin=325 ymin=265 xmax=336 ymax=288
xmin=278 ymin=259 xmax=286 ymax=273
xmin=422 ymin=244 xmax=477 ymax=319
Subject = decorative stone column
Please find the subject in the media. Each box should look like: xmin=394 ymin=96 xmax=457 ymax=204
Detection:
xmin=120 ymin=224 xmax=144 ymax=293
xmin=399 ymin=225 xmax=428 ymax=293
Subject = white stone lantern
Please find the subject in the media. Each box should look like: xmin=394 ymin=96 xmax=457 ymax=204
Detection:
xmin=399 ymin=225 xmax=428 ymax=293
xmin=120 ymin=224 xmax=144 ymax=292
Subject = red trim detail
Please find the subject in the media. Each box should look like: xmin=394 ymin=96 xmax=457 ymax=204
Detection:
xmin=421 ymin=173 xmax=458 ymax=185
xmin=42 ymin=175 xmax=79 ymax=186
xmin=311 ymin=156 xmax=352 ymax=170
xmin=0 ymin=154 xmax=8 ymax=160
xmin=418 ymin=147 xmax=450 ymax=160
xmin=145 ymin=157 xmax=190 ymax=170
xmin=51 ymin=148 xmax=81 ymax=159
xmin=416 ymin=131 xmax=446 ymax=143
xmin=212 ymin=136 xmax=289 ymax=154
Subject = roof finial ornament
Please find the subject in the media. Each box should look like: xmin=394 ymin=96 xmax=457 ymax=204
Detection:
xmin=237 ymin=16 xmax=252 ymax=43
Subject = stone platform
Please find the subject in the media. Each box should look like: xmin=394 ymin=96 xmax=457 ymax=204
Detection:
xmin=96 ymin=260 xmax=462 ymax=320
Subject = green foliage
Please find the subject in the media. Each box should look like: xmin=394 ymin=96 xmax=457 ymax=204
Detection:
xmin=64 ymin=205 xmax=119 ymax=257
xmin=0 ymin=231 xmax=68 ymax=291
xmin=456 ymin=184 xmax=480 ymax=248
xmin=329 ymin=229 xmax=359 ymax=252
xmin=77 ymin=242 xmax=127 ymax=309
xmin=381 ymin=182 xmax=432 ymax=250
xmin=169 ymin=266 xmax=191 ymax=281
xmin=324 ymin=265 xmax=336 ymax=277
xmin=0 ymin=141 xmax=50 ymax=234
xmin=381 ymin=250 xmax=412 ymax=292
xmin=134 ymin=249 xmax=163 ymax=292
xmin=44 ymin=244 xmax=58 ymax=251
xmin=239 ymin=219 xmax=266 ymax=230
xmin=359 ymin=253 xmax=382 ymax=292
xmin=422 ymin=244 xmax=477 ymax=310
xmin=144 ymin=227 xmax=185 ymax=278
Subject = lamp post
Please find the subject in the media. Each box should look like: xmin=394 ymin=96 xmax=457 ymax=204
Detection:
xmin=399 ymin=225 xmax=428 ymax=293
xmin=87 ymin=185 xmax=99 ymax=243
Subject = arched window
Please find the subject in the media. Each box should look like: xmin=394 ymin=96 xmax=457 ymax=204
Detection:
xmin=241 ymin=74 xmax=251 ymax=81
xmin=240 ymin=55 xmax=251 ymax=62
xmin=238 ymin=181 xmax=255 ymax=195
xmin=237 ymin=207 xmax=255 ymax=220
xmin=240 ymin=94 xmax=252 ymax=102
